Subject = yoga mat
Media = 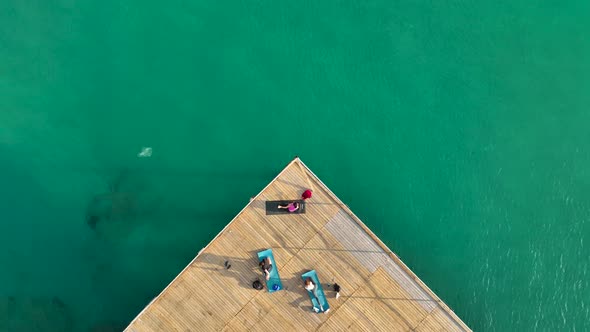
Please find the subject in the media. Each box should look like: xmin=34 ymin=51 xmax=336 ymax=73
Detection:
xmin=301 ymin=270 xmax=330 ymax=313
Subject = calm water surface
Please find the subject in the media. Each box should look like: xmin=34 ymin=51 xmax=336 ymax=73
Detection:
xmin=1 ymin=1 xmax=589 ymax=330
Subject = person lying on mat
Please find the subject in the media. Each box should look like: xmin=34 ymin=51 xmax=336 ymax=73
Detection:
xmin=304 ymin=277 xmax=324 ymax=311
xmin=278 ymin=202 xmax=299 ymax=212
xmin=259 ymin=257 xmax=272 ymax=280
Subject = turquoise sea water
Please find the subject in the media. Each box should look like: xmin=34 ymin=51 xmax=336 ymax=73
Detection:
xmin=1 ymin=1 xmax=589 ymax=330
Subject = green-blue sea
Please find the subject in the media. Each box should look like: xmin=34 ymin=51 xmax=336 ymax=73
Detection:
xmin=1 ymin=1 xmax=589 ymax=331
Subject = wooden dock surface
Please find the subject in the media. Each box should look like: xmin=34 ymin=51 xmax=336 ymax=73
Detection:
xmin=126 ymin=158 xmax=470 ymax=331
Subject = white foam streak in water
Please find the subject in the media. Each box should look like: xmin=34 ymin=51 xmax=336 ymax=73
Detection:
xmin=137 ymin=147 xmax=152 ymax=157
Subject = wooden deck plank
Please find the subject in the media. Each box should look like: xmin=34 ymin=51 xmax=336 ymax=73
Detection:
xmin=354 ymin=267 xmax=431 ymax=329
xmin=414 ymin=306 xmax=466 ymax=332
xmin=125 ymin=158 xmax=470 ymax=332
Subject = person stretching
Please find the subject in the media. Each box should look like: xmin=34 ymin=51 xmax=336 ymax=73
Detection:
xmin=278 ymin=202 xmax=299 ymax=212
xmin=259 ymin=257 xmax=272 ymax=280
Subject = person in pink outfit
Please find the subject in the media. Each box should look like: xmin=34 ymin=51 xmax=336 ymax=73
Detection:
xmin=278 ymin=202 xmax=299 ymax=212
xmin=302 ymin=189 xmax=312 ymax=200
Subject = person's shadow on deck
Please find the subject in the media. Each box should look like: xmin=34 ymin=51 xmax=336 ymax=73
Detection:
xmin=196 ymin=251 xmax=267 ymax=290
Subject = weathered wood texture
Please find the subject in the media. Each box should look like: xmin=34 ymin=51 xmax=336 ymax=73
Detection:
xmin=126 ymin=158 xmax=470 ymax=331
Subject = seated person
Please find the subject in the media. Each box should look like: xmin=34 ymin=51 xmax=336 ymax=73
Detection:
xmin=278 ymin=202 xmax=299 ymax=212
xmin=259 ymin=257 xmax=272 ymax=280
xmin=302 ymin=189 xmax=312 ymax=200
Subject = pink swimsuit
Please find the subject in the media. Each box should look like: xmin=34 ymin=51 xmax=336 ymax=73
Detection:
xmin=288 ymin=203 xmax=298 ymax=212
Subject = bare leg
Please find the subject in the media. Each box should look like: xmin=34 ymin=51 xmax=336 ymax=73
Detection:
xmin=313 ymin=289 xmax=323 ymax=311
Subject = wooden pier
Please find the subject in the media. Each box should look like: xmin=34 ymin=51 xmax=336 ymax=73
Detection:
xmin=125 ymin=158 xmax=470 ymax=331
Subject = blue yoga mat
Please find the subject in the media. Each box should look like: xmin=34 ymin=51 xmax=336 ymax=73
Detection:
xmin=301 ymin=270 xmax=330 ymax=313
xmin=257 ymin=249 xmax=283 ymax=293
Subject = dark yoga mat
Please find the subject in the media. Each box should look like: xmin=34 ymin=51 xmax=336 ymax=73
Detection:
xmin=265 ymin=200 xmax=306 ymax=215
